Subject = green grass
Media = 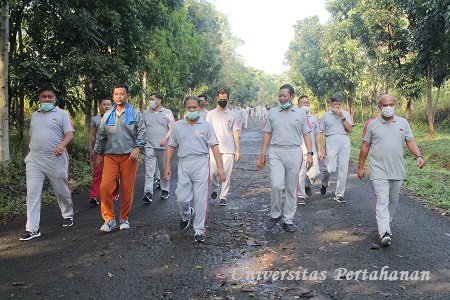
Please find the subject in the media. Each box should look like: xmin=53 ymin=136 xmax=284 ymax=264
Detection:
xmin=349 ymin=125 xmax=450 ymax=211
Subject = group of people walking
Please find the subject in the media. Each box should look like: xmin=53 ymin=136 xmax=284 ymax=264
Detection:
xmin=20 ymin=83 xmax=424 ymax=246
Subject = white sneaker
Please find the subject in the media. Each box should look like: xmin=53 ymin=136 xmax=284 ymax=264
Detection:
xmin=100 ymin=219 xmax=116 ymax=232
xmin=119 ymin=220 xmax=130 ymax=230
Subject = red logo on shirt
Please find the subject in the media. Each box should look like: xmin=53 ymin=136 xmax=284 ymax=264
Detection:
xmin=399 ymin=128 xmax=404 ymax=134
xmin=199 ymin=132 xmax=205 ymax=138
xmin=294 ymin=119 xmax=299 ymax=124
xmin=52 ymin=118 xmax=57 ymax=123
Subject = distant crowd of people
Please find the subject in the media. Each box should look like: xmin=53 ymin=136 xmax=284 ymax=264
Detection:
xmin=20 ymin=83 xmax=424 ymax=247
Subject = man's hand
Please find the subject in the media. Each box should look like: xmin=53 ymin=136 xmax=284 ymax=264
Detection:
xmin=164 ymin=168 xmax=171 ymax=182
xmin=256 ymin=154 xmax=266 ymax=170
xmin=235 ymin=149 xmax=241 ymax=161
xmin=129 ymin=147 xmax=140 ymax=160
xmin=305 ymin=155 xmax=313 ymax=170
xmin=159 ymin=138 xmax=168 ymax=147
xmin=217 ymin=167 xmax=226 ymax=182
xmin=53 ymin=144 xmax=65 ymax=157
xmin=95 ymin=153 xmax=103 ymax=167
xmin=357 ymin=167 xmax=365 ymax=180
xmin=417 ymin=157 xmax=425 ymax=168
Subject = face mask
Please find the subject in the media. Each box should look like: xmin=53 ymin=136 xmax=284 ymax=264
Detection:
xmin=381 ymin=107 xmax=395 ymax=118
xmin=149 ymin=101 xmax=156 ymax=110
xmin=186 ymin=110 xmax=199 ymax=120
xmin=41 ymin=103 xmax=54 ymax=111
xmin=301 ymin=106 xmax=310 ymax=113
xmin=279 ymin=102 xmax=291 ymax=110
xmin=218 ymin=100 xmax=227 ymax=108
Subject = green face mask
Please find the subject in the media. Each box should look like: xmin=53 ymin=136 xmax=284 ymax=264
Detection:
xmin=41 ymin=103 xmax=54 ymax=111
xmin=186 ymin=110 xmax=199 ymax=120
xmin=279 ymin=102 xmax=291 ymax=110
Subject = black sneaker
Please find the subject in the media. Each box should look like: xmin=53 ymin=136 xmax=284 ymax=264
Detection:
xmin=219 ymin=198 xmax=227 ymax=206
xmin=19 ymin=230 xmax=41 ymax=241
xmin=90 ymin=197 xmax=99 ymax=207
xmin=63 ymin=218 xmax=73 ymax=227
xmin=305 ymin=187 xmax=312 ymax=197
xmin=160 ymin=190 xmax=170 ymax=200
xmin=267 ymin=216 xmax=282 ymax=229
xmin=154 ymin=179 xmax=161 ymax=189
xmin=298 ymin=198 xmax=306 ymax=205
xmin=320 ymin=185 xmax=327 ymax=195
xmin=210 ymin=191 xmax=218 ymax=201
xmin=142 ymin=192 xmax=152 ymax=203
xmin=282 ymin=223 xmax=296 ymax=232
xmin=194 ymin=232 xmax=205 ymax=243
xmin=180 ymin=207 xmax=194 ymax=230
xmin=381 ymin=232 xmax=392 ymax=246
xmin=334 ymin=196 xmax=345 ymax=203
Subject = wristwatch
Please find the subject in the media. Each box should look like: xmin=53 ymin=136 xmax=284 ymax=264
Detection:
xmin=307 ymin=152 xmax=314 ymax=155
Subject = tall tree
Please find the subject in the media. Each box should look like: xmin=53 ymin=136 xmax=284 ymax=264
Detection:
xmin=0 ymin=1 xmax=9 ymax=164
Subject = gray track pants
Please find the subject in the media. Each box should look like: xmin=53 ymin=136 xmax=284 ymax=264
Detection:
xmin=269 ymin=146 xmax=302 ymax=224
xmin=322 ymin=135 xmax=351 ymax=197
xmin=176 ymin=155 xmax=209 ymax=235
xmin=144 ymin=147 xmax=169 ymax=194
xmin=372 ymin=179 xmax=403 ymax=238
xmin=298 ymin=153 xmax=320 ymax=198
xmin=25 ymin=152 xmax=73 ymax=232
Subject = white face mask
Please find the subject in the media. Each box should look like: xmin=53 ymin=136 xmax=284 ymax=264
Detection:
xmin=381 ymin=106 xmax=395 ymax=118
xmin=149 ymin=100 xmax=156 ymax=110
xmin=300 ymin=105 xmax=310 ymax=113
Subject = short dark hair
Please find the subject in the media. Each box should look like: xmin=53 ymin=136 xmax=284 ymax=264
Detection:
xmin=217 ymin=88 xmax=230 ymax=98
xmin=99 ymin=98 xmax=112 ymax=104
xmin=331 ymin=93 xmax=343 ymax=103
xmin=38 ymin=86 xmax=56 ymax=96
xmin=151 ymin=93 xmax=164 ymax=102
xmin=113 ymin=83 xmax=129 ymax=94
xmin=183 ymin=96 xmax=200 ymax=107
xmin=198 ymin=94 xmax=208 ymax=101
xmin=280 ymin=84 xmax=294 ymax=95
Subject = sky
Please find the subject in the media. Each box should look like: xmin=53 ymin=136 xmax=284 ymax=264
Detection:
xmin=210 ymin=0 xmax=331 ymax=75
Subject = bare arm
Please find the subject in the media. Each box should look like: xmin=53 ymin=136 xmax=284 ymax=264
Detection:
xmin=53 ymin=132 xmax=75 ymax=157
xmin=211 ymin=145 xmax=226 ymax=182
xmin=90 ymin=127 xmax=97 ymax=157
xmin=164 ymin=145 xmax=176 ymax=182
xmin=406 ymin=140 xmax=425 ymax=168
xmin=357 ymin=141 xmax=370 ymax=180
xmin=302 ymin=132 xmax=313 ymax=169
xmin=314 ymin=133 xmax=324 ymax=160
xmin=233 ymin=130 xmax=240 ymax=161
xmin=256 ymin=132 xmax=272 ymax=170
xmin=160 ymin=124 xmax=173 ymax=147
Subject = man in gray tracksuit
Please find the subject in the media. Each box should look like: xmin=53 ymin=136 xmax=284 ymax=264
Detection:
xmin=20 ymin=86 xmax=75 ymax=241
xmin=358 ymin=94 xmax=424 ymax=246
xmin=320 ymin=93 xmax=354 ymax=203
xmin=164 ymin=96 xmax=226 ymax=243
xmin=142 ymin=93 xmax=174 ymax=203
xmin=256 ymin=84 xmax=313 ymax=233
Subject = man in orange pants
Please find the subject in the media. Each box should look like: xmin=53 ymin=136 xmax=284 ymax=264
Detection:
xmin=94 ymin=83 xmax=146 ymax=232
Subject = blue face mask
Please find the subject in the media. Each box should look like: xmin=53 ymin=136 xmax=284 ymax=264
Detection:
xmin=186 ymin=110 xmax=199 ymax=120
xmin=279 ymin=102 xmax=291 ymax=110
xmin=41 ymin=103 xmax=54 ymax=111
xmin=149 ymin=100 xmax=156 ymax=110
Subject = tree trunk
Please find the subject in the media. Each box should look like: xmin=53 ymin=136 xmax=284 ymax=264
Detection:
xmin=0 ymin=3 xmax=10 ymax=165
xmin=426 ymin=62 xmax=434 ymax=135
xmin=405 ymin=97 xmax=411 ymax=122
xmin=140 ymin=66 xmax=148 ymax=111
xmin=84 ymin=78 xmax=93 ymax=150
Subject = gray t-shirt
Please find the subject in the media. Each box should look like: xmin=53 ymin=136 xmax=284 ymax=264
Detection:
xmin=29 ymin=107 xmax=75 ymax=153
xmin=142 ymin=107 xmax=174 ymax=149
xmin=95 ymin=105 xmax=146 ymax=155
xmin=168 ymin=117 xmax=219 ymax=158
xmin=90 ymin=115 xmax=102 ymax=141
xmin=199 ymin=109 xmax=208 ymax=120
xmin=262 ymin=105 xmax=312 ymax=146
xmin=301 ymin=112 xmax=322 ymax=153
xmin=206 ymin=108 xmax=239 ymax=154
xmin=320 ymin=109 xmax=354 ymax=136
xmin=362 ymin=115 xmax=414 ymax=180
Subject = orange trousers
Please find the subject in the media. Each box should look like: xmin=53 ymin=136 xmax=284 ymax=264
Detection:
xmin=100 ymin=154 xmax=138 ymax=221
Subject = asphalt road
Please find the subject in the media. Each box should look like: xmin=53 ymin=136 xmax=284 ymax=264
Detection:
xmin=1 ymin=118 xmax=449 ymax=300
